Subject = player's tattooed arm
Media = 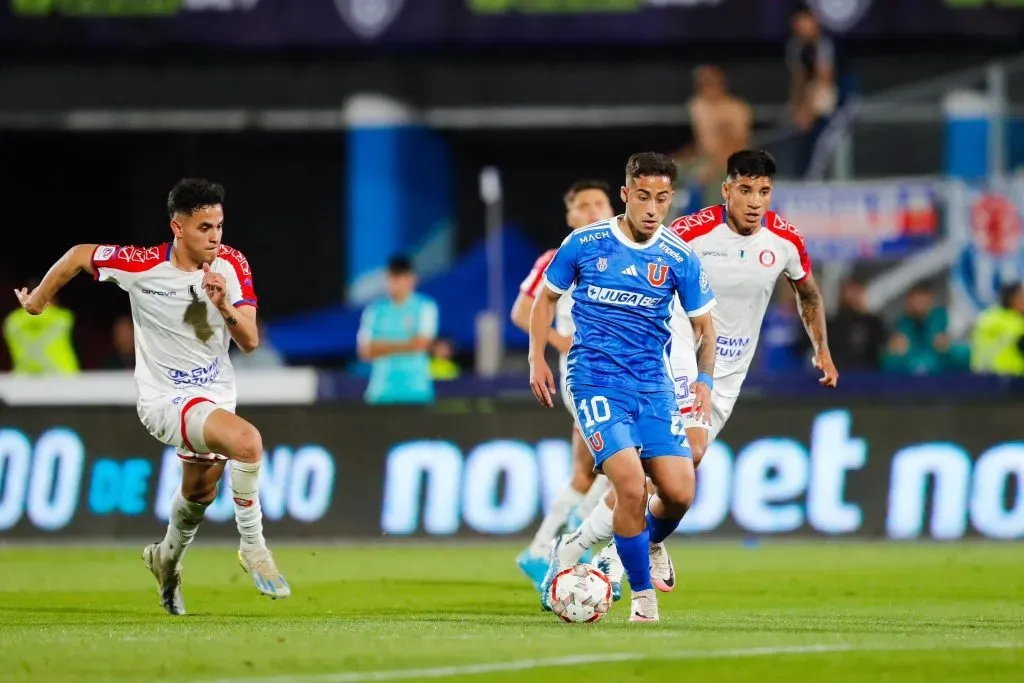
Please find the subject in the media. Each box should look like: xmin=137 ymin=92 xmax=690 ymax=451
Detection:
xmin=789 ymin=273 xmax=828 ymax=353
xmin=789 ymin=273 xmax=839 ymax=387
xmin=14 ymin=244 xmax=98 ymax=315
xmin=221 ymin=304 xmax=259 ymax=352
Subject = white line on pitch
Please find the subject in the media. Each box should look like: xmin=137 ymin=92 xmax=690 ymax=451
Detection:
xmin=196 ymin=640 xmax=1023 ymax=683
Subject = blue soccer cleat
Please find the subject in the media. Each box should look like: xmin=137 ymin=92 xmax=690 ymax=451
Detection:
xmin=595 ymin=541 xmax=623 ymax=602
xmin=539 ymin=535 xmax=568 ymax=612
xmin=515 ymin=547 xmax=549 ymax=593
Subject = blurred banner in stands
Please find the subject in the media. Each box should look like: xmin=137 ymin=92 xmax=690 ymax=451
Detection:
xmin=773 ymin=180 xmax=942 ymax=262
xmin=4 ymin=0 xmax=1023 ymax=48
xmin=2 ymin=400 xmax=1022 ymax=540
xmin=950 ymin=175 xmax=1024 ymax=334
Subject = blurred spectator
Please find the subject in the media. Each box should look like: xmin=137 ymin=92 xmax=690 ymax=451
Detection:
xmin=882 ymin=284 xmax=950 ymax=375
xmin=970 ymin=282 xmax=1024 ymax=376
xmin=231 ymin=320 xmax=286 ymax=369
xmin=759 ymin=281 xmax=807 ymax=372
xmin=675 ymin=65 xmax=752 ymax=210
xmin=357 ymin=256 xmax=439 ymax=404
xmin=827 ymin=278 xmax=887 ymax=370
xmin=787 ymin=3 xmax=837 ymax=177
xmin=429 ymin=337 xmax=461 ymax=381
xmin=3 ymin=281 xmax=80 ymax=375
xmin=101 ymin=315 xmax=135 ymax=370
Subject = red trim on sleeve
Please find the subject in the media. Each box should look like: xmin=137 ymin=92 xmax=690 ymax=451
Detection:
xmin=520 ymin=249 xmax=557 ymax=299
xmin=218 ymin=245 xmax=258 ymax=309
xmin=669 ymin=205 xmax=723 ymax=242
xmin=92 ymin=244 xmax=167 ymax=279
xmin=765 ymin=211 xmax=812 ymax=281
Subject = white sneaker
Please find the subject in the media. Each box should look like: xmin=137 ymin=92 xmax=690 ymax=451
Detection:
xmin=594 ymin=542 xmax=624 ymax=601
xmin=142 ymin=542 xmax=185 ymax=616
xmin=649 ymin=542 xmax=676 ymax=592
xmin=629 ymin=588 xmax=659 ymax=622
xmin=238 ymin=547 xmax=291 ymax=599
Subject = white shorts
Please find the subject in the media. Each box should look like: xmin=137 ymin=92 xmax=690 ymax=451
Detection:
xmin=680 ymin=383 xmax=739 ymax=443
xmin=137 ymin=393 xmax=236 ymax=465
xmin=668 ymin=338 xmax=746 ymax=442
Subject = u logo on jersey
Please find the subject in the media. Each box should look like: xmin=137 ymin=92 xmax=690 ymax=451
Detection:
xmin=647 ymin=263 xmax=668 ymax=287
xmin=588 ymin=432 xmax=605 ymax=452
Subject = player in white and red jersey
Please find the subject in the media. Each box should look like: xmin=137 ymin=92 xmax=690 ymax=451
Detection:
xmin=573 ymin=150 xmax=838 ymax=597
xmin=13 ymin=179 xmax=290 ymax=615
xmin=667 ymin=149 xmax=838 ymax=449
xmin=511 ymin=180 xmax=615 ymax=590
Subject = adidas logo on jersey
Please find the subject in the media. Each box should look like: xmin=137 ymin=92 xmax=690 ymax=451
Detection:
xmin=621 ymin=265 xmax=639 ymax=277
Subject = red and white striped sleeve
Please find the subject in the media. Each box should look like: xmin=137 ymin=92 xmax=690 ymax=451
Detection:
xmin=91 ymin=243 xmax=170 ymax=290
xmin=218 ymin=245 xmax=258 ymax=309
xmin=519 ymin=249 xmax=557 ymax=299
xmin=766 ymin=212 xmax=812 ymax=282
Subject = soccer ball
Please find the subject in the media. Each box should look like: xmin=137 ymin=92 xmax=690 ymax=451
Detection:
xmin=549 ymin=563 xmax=612 ymax=623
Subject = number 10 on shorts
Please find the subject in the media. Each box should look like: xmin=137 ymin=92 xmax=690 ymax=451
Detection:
xmin=577 ymin=396 xmax=611 ymax=428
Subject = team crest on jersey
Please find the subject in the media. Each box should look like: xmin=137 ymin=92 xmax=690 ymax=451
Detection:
xmin=647 ymin=263 xmax=668 ymax=287
xmin=597 ymin=257 xmax=608 ymax=272
xmin=588 ymin=432 xmax=605 ymax=452
xmin=759 ymin=249 xmax=777 ymax=267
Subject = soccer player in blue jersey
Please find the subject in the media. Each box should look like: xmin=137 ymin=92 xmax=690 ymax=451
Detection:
xmin=528 ymin=152 xmax=717 ymax=622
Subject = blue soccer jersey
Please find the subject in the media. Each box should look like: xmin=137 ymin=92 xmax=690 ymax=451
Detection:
xmin=543 ymin=217 xmax=716 ymax=394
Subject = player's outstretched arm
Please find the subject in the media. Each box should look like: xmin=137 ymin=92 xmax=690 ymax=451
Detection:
xmin=13 ymin=244 xmax=99 ymax=315
xmin=788 ymin=273 xmax=839 ymax=387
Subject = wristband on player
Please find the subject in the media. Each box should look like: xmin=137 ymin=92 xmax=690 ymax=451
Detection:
xmin=696 ymin=372 xmax=714 ymax=390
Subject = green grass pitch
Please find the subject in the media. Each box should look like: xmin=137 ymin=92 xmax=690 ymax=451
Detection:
xmin=1 ymin=541 xmax=1022 ymax=682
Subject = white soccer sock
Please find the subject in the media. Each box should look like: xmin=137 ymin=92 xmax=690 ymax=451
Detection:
xmin=160 ymin=491 xmax=209 ymax=569
xmin=230 ymin=460 xmax=267 ymax=551
xmin=557 ymin=499 xmax=614 ymax=567
xmin=576 ymin=475 xmax=609 ymax=519
xmin=528 ymin=485 xmax=585 ymax=557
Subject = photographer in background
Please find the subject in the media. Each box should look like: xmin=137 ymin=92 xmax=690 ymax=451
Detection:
xmin=970 ymin=282 xmax=1024 ymax=377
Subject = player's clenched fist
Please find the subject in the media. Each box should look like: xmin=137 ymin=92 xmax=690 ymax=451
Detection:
xmin=201 ymin=263 xmax=227 ymax=308
xmin=530 ymin=359 xmax=557 ymax=408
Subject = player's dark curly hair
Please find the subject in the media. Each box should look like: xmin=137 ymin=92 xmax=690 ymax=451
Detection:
xmin=563 ymin=180 xmax=611 ymax=209
xmin=167 ymin=178 xmax=226 ymax=219
xmin=726 ymin=150 xmax=777 ymax=181
xmin=625 ymin=152 xmax=677 ymax=184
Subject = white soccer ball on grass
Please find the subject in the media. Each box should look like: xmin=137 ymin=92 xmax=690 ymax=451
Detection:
xmin=549 ymin=563 xmax=612 ymax=623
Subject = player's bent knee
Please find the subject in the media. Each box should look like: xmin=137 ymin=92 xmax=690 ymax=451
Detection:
xmin=691 ymin=442 xmax=707 ymax=467
xmin=233 ymin=424 xmax=263 ymax=464
xmin=203 ymin=410 xmax=264 ymax=463
xmin=614 ymin=478 xmax=648 ymax=516
xmin=686 ymin=427 xmax=708 ymax=468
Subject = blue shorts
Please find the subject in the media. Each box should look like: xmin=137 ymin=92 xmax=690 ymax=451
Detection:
xmin=565 ymin=383 xmax=691 ymax=470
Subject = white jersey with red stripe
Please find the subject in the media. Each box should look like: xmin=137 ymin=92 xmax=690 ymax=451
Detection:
xmin=669 ymin=204 xmax=811 ymax=388
xmin=92 ymin=242 xmax=257 ymax=406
